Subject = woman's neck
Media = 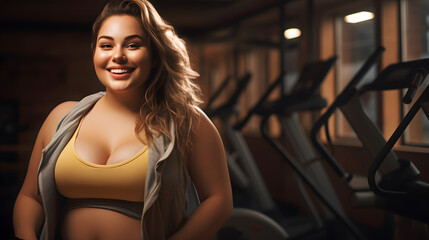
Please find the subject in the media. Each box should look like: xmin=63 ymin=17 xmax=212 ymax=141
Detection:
xmin=102 ymin=90 xmax=144 ymax=115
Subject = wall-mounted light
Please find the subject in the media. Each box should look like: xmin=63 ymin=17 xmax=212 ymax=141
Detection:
xmin=284 ymin=28 xmax=301 ymax=39
xmin=344 ymin=11 xmax=374 ymax=23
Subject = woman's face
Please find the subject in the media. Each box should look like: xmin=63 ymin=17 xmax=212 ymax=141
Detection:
xmin=93 ymin=14 xmax=153 ymax=94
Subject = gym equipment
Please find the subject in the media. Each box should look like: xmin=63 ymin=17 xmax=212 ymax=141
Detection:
xmin=216 ymin=208 xmax=289 ymax=240
xmin=311 ymin=46 xmax=429 ymax=226
xmin=232 ymin=57 xmax=338 ymax=216
xmin=311 ymin=46 xmax=386 ymax=185
xmin=206 ymin=73 xmax=289 ymax=240
xmin=205 ymin=75 xmax=232 ymax=112
xmin=258 ymin=57 xmax=367 ymax=240
xmin=206 ymin=71 xmax=278 ymax=212
xmin=367 ymin=61 xmax=429 ymax=223
xmin=205 ymin=73 xmax=257 ymax=190
xmin=209 ymin=56 xmax=365 ymax=239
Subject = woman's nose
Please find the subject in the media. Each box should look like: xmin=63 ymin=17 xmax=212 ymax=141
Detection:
xmin=112 ymin=49 xmax=127 ymax=63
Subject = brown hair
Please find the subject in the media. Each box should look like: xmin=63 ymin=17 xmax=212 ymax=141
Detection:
xmin=92 ymin=0 xmax=202 ymax=161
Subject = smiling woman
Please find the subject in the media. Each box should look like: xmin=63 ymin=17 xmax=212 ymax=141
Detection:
xmin=12 ymin=0 xmax=233 ymax=240
xmin=93 ymin=15 xmax=153 ymax=93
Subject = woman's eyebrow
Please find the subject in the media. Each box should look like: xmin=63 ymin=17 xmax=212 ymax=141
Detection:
xmin=97 ymin=35 xmax=144 ymax=41
xmin=124 ymin=35 xmax=145 ymax=41
xmin=98 ymin=35 xmax=113 ymax=41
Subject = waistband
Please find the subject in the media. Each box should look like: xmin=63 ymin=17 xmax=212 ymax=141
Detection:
xmin=64 ymin=198 xmax=144 ymax=220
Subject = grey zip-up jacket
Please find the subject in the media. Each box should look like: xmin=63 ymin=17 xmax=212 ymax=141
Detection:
xmin=37 ymin=92 xmax=199 ymax=239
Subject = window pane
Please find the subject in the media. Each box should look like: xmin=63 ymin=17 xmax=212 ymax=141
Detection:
xmin=402 ymin=0 xmax=429 ymax=146
xmin=334 ymin=8 xmax=377 ymax=138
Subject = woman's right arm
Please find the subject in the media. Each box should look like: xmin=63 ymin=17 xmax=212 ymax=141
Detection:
xmin=13 ymin=101 xmax=77 ymax=239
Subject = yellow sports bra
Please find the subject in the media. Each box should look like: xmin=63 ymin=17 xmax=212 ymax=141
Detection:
xmin=55 ymin=119 xmax=148 ymax=203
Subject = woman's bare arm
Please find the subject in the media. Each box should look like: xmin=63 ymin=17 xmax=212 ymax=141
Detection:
xmin=13 ymin=101 xmax=77 ymax=239
xmin=168 ymin=108 xmax=233 ymax=240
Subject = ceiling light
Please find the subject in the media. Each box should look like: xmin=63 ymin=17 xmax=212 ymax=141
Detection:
xmin=284 ymin=28 xmax=301 ymax=39
xmin=344 ymin=11 xmax=374 ymax=23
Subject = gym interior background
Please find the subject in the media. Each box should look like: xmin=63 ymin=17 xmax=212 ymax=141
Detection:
xmin=1 ymin=0 xmax=429 ymax=239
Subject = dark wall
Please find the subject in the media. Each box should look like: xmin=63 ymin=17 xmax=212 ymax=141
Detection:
xmin=0 ymin=2 xmax=106 ymax=237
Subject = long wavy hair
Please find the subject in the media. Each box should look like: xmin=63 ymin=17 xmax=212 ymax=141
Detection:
xmin=91 ymin=0 xmax=202 ymax=161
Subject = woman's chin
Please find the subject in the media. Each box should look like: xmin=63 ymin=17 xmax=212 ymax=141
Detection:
xmin=104 ymin=83 xmax=144 ymax=95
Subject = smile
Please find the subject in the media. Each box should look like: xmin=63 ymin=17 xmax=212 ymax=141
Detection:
xmin=108 ymin=68 xmax=134 ymax=74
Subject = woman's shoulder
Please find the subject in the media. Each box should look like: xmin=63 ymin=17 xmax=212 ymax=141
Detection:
xmin=40 ymin=101 xmax=78 ymax=147
xmin=47 ymin=101 xmax=79 ymax=125
xmin=190 ymin=106 xmax=221 ymax=142
xmin=50 ymin=101 xmax=79 ymax=117
xmin=192 ymin=106 xmax=211 ymax=127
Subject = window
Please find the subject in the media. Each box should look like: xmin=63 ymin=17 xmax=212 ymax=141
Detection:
xmin=401 ymin=0 xmax=429 ymax=145
xmin=334 ymin=7 xmax=377 ymax=139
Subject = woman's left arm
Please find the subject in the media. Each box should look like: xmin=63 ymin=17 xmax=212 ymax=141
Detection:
xmin=168 ymin=109 xmax=233 ymax=240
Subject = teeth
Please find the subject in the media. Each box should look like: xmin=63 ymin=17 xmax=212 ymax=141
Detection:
xmin=110 ymin=69 xmax=131 ymax=74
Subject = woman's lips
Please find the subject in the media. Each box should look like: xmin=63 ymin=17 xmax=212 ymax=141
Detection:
xmin=107 ymin=68 xmax=135 ymax=80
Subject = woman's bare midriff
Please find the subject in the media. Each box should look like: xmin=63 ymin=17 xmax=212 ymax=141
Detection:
xmin=61 ymin=207 xmax=141 ymax=240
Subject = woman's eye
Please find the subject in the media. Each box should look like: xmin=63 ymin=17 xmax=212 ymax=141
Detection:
xmin=100 ymin=43 xmax=112 ymax=49
xmin=127 ymin=43 xmax=140 ymax=49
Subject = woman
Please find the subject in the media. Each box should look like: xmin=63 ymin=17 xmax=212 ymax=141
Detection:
xmin=12 ymin=0 xmax=233 ymax=239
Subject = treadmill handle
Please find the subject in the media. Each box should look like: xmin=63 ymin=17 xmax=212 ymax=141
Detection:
xmin=310 ymin=46 xmax=385 ymax=179
xmin=234 ymin=72 xmax=285 ymax=130
xmin=403 ymin=68 xmax=426 ymax=104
